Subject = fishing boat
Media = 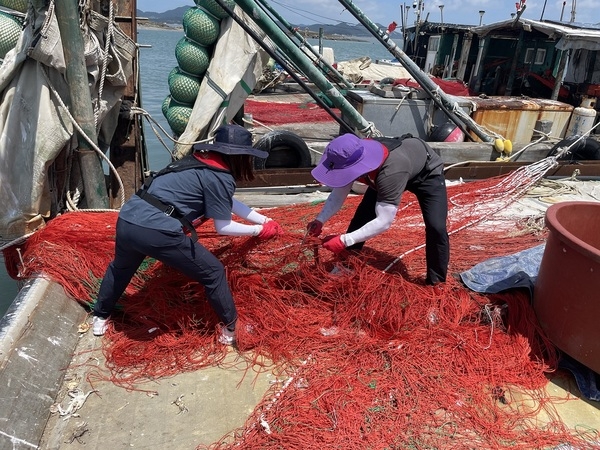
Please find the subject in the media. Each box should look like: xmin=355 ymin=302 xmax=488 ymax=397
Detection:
xmin=1 ymin=1 xmax=600 ymax=449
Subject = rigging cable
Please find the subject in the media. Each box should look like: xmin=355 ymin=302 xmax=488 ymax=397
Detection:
xmin=212 ymin=0 xmax=355 ymax=135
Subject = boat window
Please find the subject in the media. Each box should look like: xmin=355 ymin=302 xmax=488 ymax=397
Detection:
xmin=524 ymin=48 xmax=534 ymax=64
xmin=428 ymin=36 xmax=440 ymax=52
xmin=534 ymin=49 xmax=546 ymax=65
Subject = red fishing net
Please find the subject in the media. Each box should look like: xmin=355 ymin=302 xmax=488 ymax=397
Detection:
xmin=244 ymin=99 xmax=338 ymax=125
xmin=3 ymin=172 xmax=596 ymax=449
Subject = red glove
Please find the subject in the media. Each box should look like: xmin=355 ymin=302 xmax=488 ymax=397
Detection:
xmin=258 ymin=220 xmax=283 ymax=239
xmin=322 ymin=235 xmax=346 ymax=254
xmin=306 ymin=220 xmax=323 ymax=237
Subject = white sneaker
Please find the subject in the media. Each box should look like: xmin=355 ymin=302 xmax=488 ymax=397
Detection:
xmin=218 ymin=327 xmax=235 ymax=346
xmin=92 ymin=316 xmax=108 ymax=336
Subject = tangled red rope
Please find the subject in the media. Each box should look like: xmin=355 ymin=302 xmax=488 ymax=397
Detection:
xmin=3 ymin=175 xmax=596 ymax=449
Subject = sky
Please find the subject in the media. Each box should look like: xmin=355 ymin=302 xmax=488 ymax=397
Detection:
xmin=138 ymin=0 xmax=600 ymax=27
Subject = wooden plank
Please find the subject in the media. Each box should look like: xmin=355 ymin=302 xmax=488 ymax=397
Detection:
xmin=445 ymin=161 xmax=600 ymax=180
xmin=241 ymin=161 xmax=600 ymax=187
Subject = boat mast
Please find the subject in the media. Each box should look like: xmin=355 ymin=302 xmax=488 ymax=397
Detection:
xmin=254 ymin=0 xmax=354 ymax=89
xmin=55 ymin=0 xmax=109 ymax=209
xmin=226 ymin=0 xmax=381 ymax=136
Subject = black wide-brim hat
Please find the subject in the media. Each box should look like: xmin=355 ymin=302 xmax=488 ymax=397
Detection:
xmin=193 ymin=124 xmax=268 ymax=159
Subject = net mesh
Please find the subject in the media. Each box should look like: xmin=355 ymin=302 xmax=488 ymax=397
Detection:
xmin=0 ymin=10 xmax=22 ymax=58
xmin=175 ymin=37 xmax=211 ymax=77
xmin=166 ymin=104 xmax=193 ymax=135
xmin=0 ymin=0 xmax=27 ymax=13
xmin=184 ymin=7 xmax=220 ymax=47
xmin=169 ymin=71 xmax=202 ymax=105
xmin=195 ymin=0 xmax=237 ymax=20
xmin=3 ymin=174 xmax=597 ymax=449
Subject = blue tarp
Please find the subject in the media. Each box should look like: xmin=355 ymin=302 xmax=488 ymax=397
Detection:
xmin=459 ymin=244 xmax=546 ymax=295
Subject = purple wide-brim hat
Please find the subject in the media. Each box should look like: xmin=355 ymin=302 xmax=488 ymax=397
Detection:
xmin=193 ymin=124 xmax=268 ymax=158
xmin=311 ymin=134 xmax=385 ymax=188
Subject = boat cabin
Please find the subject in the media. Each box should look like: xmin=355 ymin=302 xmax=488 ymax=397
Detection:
xmin=405 ymin=18 xmax=600 ymax=111
xmin=469 ymin=18 xmax=600 ymax=106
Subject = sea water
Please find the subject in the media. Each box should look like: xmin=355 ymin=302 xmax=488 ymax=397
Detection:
xmin=0 ymin=28 xmax=400 ymax=317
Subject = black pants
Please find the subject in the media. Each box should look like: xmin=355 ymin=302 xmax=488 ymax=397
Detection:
xmin=93 ymin=218 xmax=237 ymax=328
xmin=346 ymin=172 xmax=449 ymax=285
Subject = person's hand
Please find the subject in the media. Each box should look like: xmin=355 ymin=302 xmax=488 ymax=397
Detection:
xmin=258 ymin=220 xmax=283 ymax=239
xmin=322 ymin=235 xmax=346 ymax=254
xmin=306 ymin=220 xmax=323 ymax=237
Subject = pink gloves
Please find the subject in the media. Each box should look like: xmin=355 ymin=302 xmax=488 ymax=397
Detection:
xmin=306 ymin=220 xmax=323 ymax=237
xmin=258 ymin=220 xmax=283 ymax=239
xmin=322 ymin=235 xmax=346 ymax=254
xmin=307 ymin=220 xmax=346 ymax=253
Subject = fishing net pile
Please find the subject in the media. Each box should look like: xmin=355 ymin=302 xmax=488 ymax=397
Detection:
xmin=3 ymin=169 xmax=597 ymax=449
xmin=244 ymin=99 xmax=337 ymax=125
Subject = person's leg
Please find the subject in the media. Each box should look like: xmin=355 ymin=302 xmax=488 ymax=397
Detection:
xmin=345 ymin=187 xmax=377 ymax=251
xmin=93 ymin=219 xmax=147 ymax=319
xmin=410 ymin=173 xmax=449 ymax=285
xmin=145 ymin=231 xmax=237 ymax=329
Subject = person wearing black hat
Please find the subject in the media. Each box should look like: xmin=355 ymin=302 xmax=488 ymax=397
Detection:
xmin=92 ymin=124 xmax=283 ymax=344
xmin=307 ymin=133 xmax=449 ymax=286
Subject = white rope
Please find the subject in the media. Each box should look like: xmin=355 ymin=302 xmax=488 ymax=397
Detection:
xmin=358 ymin=121 xmax=382 ymax=138
xmin=255 ymin=69 xmax=286 ymax=93
xmin=0 ymin=234 xmax=34 ymax=252
xmin=129 ymin=106 xmax=212 ymax=149
xmin=66 ymin=187 xmax=82 ymax=212
xmin=244 ymin=115 xmax=274 ymax=133
xmin=94 ymin=0 xmax=115 ymax=129
xmin=551 ymin=121 xmax=600 ymax=159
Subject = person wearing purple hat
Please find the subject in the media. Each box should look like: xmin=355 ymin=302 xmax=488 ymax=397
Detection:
xmin=307 ymin=133 xmax=449 ymax=285
xmin=91 ymin=124 xmax=283 ymax=345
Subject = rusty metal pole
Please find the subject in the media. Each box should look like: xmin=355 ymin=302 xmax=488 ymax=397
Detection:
xmin=55 ymin=0 xmax=109 ymax=209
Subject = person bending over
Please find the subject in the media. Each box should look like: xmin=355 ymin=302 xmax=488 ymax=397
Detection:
xmin=92 ymin=124 xmax=283 ymax=344
xmin=307 ymin=133 xmax=449 ymax=285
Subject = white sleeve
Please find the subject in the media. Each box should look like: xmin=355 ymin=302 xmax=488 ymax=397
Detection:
xmin=232 ymin=198 xmax=268 ymax=224
xmin=315 ymin=183 xmax=353 ymax=224
xmin=340 ymin=202 xmax=397 ymax=246
xmin=214 ymin=218 xmax=262 ymax=236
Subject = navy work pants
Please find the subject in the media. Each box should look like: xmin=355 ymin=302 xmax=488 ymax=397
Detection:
xmin=346 ymin=172 xmax=449 ymax=285
xmin=93 ymin=218 xmax=237 ymax=327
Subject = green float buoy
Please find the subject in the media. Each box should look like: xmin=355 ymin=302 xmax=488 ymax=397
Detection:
xmin=183 ymin=7 xmax=220 ymax=46
xmin=166 ymin=105 xmax=193 ymax=136
xmin=0 ymin=11 xmax=23 ymax=59
xmin=175 ymin=37 xmax=210 ymax=77
xmin=162 ymin=95 xmax=188 ymax=118
xmin=168 ymin=68 xmax=202 ymax=105
xmin=194 ymin=0 xmax=236 ymax=20
xmin=0 ymin=0 xmax=28 ymax=13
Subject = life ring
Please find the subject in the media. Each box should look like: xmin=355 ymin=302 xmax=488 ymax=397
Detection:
xmin=546 ymin=136 xmax=600 ymax=161
xmin=253 ymin=130 xmax=312 ymax=169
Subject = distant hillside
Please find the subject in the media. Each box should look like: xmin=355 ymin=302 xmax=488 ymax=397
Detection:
xmin=136 ymin=7 xmax=400 ymax=38
xmin=137 ymin=6 xmax=189 ymax=24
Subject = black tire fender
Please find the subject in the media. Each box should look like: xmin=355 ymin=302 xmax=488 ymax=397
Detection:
xmin=253 ymin=130 xmax=312 ymax=169
xmin=546 ymin=136 xmax=600 ymax=161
